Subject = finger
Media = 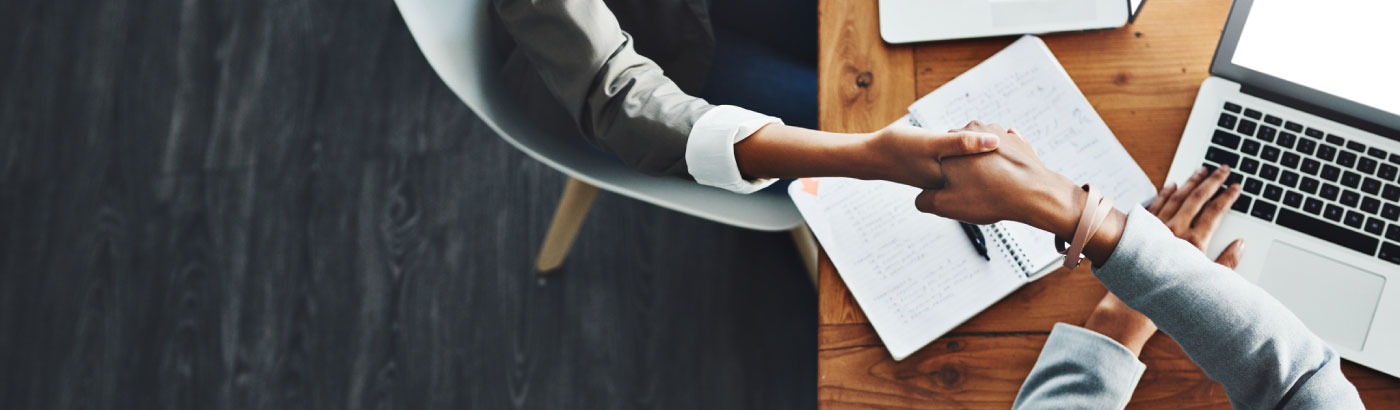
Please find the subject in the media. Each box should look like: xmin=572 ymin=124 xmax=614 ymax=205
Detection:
xmin=959 ymin=120 xmax=985 ymax=132
xmin=1007 ymin=128 xmax=1019 ymax=135
xmin=1157 ymin=166 xmax=1208 ymax=220
xmin=1147 ymin=182 xmax=1178 ymax=216
xmin=928 ymin=132 xmax=999 ymax=159
xmin=914 ymin=189 xmax=941 ymax=214
xmin=983 ymin=123 xmax=1006 ymax=134
xmin=1214 ymin=238 xmax=1247 ymax=270
xmin=1172 ymin=165 xmax=1231 ymax=228
xmin=1192 ymin=183 xmax=1242 ymax=246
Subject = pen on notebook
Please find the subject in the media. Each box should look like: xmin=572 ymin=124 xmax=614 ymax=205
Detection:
xmin=959 ymin=222 xmax=990 ymax=261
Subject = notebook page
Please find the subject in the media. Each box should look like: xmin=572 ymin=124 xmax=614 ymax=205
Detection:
xmin=789 ymin=175 xmax=1025 ymax=360
xmin=910 ymin=36 xmax=1157 ymax=271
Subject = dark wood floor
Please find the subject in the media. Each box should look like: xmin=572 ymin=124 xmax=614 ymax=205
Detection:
xmin=0 ymin=0 xmax=817 ymax=408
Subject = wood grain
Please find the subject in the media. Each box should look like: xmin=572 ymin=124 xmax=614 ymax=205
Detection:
xmin=0 ymin=0 xmax=820 ymax=408
xmin=816 ymin=0 xmax=1400 ymax=407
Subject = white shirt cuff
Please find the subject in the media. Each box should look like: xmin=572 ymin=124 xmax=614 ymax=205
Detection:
xmin=685 ymin=105 xmax=782 ymax=194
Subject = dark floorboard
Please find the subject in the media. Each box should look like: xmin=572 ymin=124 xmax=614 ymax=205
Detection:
xmin=0 ymin=0 xmax=818 ymax=408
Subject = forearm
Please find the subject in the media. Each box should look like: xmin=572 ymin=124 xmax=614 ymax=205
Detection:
xmin=733 ymin=124 xmax=878 ymax=180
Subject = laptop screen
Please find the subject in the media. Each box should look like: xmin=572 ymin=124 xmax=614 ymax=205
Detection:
xmin=1212 ymin=0 xmax=1400 ymax=137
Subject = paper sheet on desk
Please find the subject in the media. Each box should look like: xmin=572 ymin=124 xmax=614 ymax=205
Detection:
xmin=791 ymin=161 xmax=1026 ymax=361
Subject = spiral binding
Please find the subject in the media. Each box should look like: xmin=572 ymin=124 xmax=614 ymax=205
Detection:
xmin=988 ymin=223 xmax=1033 ymax=279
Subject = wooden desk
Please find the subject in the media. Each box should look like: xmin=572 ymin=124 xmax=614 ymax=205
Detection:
xmin=815 ymin=0 xmax=1400 ymax=407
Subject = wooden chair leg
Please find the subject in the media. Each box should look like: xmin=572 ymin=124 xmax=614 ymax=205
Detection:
xmin=536 ymin=177 xmax=600 ymax=274
xmin=790 ymin=224 xmax=819 ymax=289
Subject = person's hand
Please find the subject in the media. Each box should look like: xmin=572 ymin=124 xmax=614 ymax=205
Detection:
xmin=1145 ymin=165 xmax=1248 ymax=268
xmin=911 ymin=121 xmax=1085 ymax=237
xmin=858 ymin=124 xmax=1002 ymax=189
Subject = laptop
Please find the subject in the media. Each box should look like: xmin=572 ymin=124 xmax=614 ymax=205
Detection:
xmin=1167 ymin=0 xmax=1400 ymax=377
xmin=878 ymin=0 xmax=1148 ymax=44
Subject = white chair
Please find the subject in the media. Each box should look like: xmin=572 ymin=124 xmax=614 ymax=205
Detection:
xmin=392 ymin=0 xmax=818 ymax=279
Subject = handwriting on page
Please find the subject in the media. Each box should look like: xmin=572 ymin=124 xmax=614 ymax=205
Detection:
xmin=809 ymin=179 xmax=1023 ymax=331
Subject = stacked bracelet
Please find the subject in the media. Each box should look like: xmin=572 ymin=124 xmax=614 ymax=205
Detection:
xmin=1056 ymin=184 xmax=1114 ymax=269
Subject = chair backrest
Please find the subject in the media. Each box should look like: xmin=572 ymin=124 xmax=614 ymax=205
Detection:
xmin=392 ymin=0 xmax=803 ymax=232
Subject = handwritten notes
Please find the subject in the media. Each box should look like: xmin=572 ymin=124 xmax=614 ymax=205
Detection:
xmin=790 ymin=175 xmax=1024 ymax=359
xmin=790 ymin=36 xmax=1158 ymax=360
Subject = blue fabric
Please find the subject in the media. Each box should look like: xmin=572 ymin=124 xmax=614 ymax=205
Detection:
xmin=701 ymin=0 xmax=818 ymax=129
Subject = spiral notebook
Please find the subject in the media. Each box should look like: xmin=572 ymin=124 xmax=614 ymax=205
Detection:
xmin=788 ymin=36 xmax=1155 ymax=361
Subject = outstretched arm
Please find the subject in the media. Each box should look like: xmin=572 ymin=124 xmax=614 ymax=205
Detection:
xmin=492 ymin=0 xmax=999 ymax=192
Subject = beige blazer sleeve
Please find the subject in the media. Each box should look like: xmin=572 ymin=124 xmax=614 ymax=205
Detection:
xmin=492 ymin=0 xmax=717 ymax=177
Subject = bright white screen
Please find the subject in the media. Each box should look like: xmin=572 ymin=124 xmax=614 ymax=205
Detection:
xmin=1232 ymin=0 xmax=1400 ymax=115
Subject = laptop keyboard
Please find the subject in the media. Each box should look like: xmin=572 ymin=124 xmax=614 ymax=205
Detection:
xmin=1203 ymin=101 xmax=1400 ymax=265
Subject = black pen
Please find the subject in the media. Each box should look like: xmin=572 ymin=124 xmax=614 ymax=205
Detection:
xmin=959 ymin=222 xmax=990 ymax=261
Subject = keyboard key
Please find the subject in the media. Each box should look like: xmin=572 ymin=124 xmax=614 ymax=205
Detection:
xmin=1341 ymin=190 xmax=1360 ymax=207
xmin=1370 ymin=147 xmax=1389 ymax=159
xmin=1324 ymin=204 xmax=1344 ymax=221
xmin=1202 ymin=162 xmax=1217 ymax=175
xmin=1321 ymin=183 xmax=1340 ymax=200
xmin=1359 ymin=157 xmax=1379 ymax=174
xmin=1280 ymin=171 xmax=1299 ymax=187
xmin=1244 ymin=178 xmax=1263 ymax=194
xmin=1212 ymin=130 xmax=1241 ymax=149
xmin=1296 ymin=138 xmax=1317 ymax=155
xmin=1305 ymin=128 xmax=1324 ymax=138
xmin=1347 ymin=141 xmax=1366 ymax=152
xmin=1224 ymin=102 xmax=1242 ymax=113
xmin=1277 ymin=208 xmax=1378 ymax=254
xmin=1280 ymin=152 xmax=1300 ymax=168
xmin=1385 ymin=204 xmax=1400 ymax=221
xmin=1363 ymin=178 xmax=1382 ymax=195
xmin=1264 ymin=114 xmax=1283 ymax=126
xmin=1205 ymin=147 xmax=1240 ymax=167
xmin=1241 ymin=157 xmax=1260 ymax=174
xmin=1326 ymin=134 xmax=1345 ymax=145
xmin=1264 ymin=184 xmax=1284 ymax=201
xmin=1259 ymin=126 xmax=1278 ymax=143
xmin=1285 ymin=121 xmax=1304 ymax=132
xmin=1233 ymin=194 xmax=1252 ymax=212
xmin=1304 ymin=197 xmax=1324 ymax=214
xmin=1366 ymin=217 xmax=1386 ymax=235
xmin=1299 ymin=177 xmax=1319 ymax=194
xmin=1379 ymin=164 xmax=1397 ymax=181
xmin=1226 ymin=172 xmax=1244 ymax=187
xmin=1345 ymin=210 xmax=1365 ymax=228
xmin=1386 ymin=184 xmax=1400 ymax=201
xmin=1300 ymin=158 xmax=1320 ymax=175
xmin=1273 ymin=130 xmax=1292 ymax=148
xmin=1218 ymin=113 xmax=1238 ymax=130
xmin=1261 ymin=146 xmax=1281 ymax=162
xmin=1389 ymin=224 xmax=1400 ymax=240
xmin=1337 ymin=150 xmax=1358 ymax=168
xmin=1392 ymin=153 xmax=1400 ymax=165
xmin=1380 ymin=243 xmax=1400 ymax=265
xmin=1260 ymin=164 xmax=1280 ymax=181
xmin=1243 ymin=108 xmax=1262 ymax=119
xmin=1238 ymin=120 xmax=1258 ymax=136
xmin=1251 ymin=201 xmax=1277 ymax=221
xmin=1241 ymin=139 xmax=1261 ymax=156
xmin=1284 ymin=191 xmax=1304 ymax=208
xmin=1321 ymin=164 xmax=1340 ymax=181
xmin=1317 ymin=145 xmax=1337 ymax=161
xmin=1342 ymin=171 xmax=1361 ymax=188
xmin=1362 ymin=197 xmax=1381 ymax=214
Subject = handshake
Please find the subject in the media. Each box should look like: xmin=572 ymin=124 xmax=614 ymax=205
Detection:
xmin=887 ymin=120 xmax=1245 ymax=267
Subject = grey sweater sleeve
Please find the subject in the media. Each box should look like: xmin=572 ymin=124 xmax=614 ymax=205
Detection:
xmin=1093 ymin=207 xmax=1364 ymax=409
xmin=492 ymin=0 xmax=715 ymax=176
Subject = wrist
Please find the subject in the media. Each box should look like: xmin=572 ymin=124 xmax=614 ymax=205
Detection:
xmin=1029 ymin=178 xmax=1087 ymax=238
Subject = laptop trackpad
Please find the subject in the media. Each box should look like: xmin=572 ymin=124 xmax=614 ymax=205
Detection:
xmin=1258 ymin=242 xmax=1385 ymax=351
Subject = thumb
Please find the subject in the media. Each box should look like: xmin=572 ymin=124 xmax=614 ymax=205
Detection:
xmin=914 ymin=189 xmax=942 ymax=214
xmin=1214 ymin=238 xmax=1246 ymax=270
xmin=930 ymin=132 xmax=999 ymax=159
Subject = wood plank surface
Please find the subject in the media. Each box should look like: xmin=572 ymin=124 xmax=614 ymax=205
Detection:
xmin=0 ymin=0 xmax=820 ymax=408
xmin=816 ymin=0 xmax=1400 ymax=407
